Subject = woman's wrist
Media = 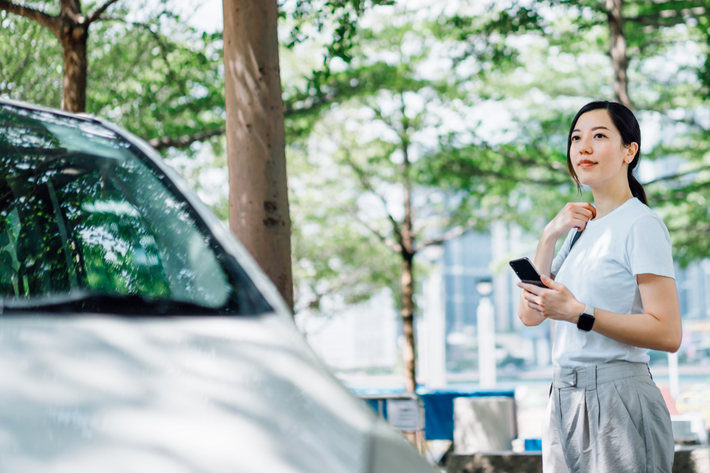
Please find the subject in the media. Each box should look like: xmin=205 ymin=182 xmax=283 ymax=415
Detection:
xmin=568 ymin=300 xmax=585 ymax=324
xmin=540 ymin=227 xmax=559 ymax=246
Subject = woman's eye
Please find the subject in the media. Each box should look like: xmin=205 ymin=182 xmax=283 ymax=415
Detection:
xmin=571 ymin=136 xmax=580 ymax=141
xmin=595 ymin=133 xmax=606 ymax=139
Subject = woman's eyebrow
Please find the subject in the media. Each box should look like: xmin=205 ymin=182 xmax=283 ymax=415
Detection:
xmin=572 ymin=126 xmax=611 ymax=133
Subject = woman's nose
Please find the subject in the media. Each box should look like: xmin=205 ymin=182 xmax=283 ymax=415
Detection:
xmin=578 ymin=137 xmax=593 ymax=154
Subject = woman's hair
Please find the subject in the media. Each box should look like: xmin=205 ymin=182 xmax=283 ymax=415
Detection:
xmin=566 ymin=101 xmax=647 ymax=205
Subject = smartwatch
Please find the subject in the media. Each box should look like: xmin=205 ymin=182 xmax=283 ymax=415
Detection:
xmin=577 ymin=304 xmax=595 ymax=332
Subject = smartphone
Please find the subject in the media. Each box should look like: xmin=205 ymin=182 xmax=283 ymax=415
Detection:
xmin=509 ymin=257 xmax=547 ymax=288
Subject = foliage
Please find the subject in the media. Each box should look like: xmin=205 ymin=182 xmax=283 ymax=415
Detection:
xmin=0 ymin=2 xmax=225 ymax=155
xmin=87 ymin=16 xmax=225 ymax=151
xmin=287 ymin=2 xmax=565 ymax=316
xmin=0 ymin=10 xmax=63 ymax=107
xmin=285 ymin=0 xmax=396 ymax=64
xmin=290 ymin=144 xmax=401 ymax=314
xmin=431 ymin=0 xmax=710 ymax=267
xmin=288 ymin=0 xmax=710 ymax=324
xmin=5 ymin=0 xmax=710 ymax=312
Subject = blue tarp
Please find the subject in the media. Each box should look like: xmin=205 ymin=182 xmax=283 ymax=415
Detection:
xmin=350 ymin=386 xmax=515 ymax=441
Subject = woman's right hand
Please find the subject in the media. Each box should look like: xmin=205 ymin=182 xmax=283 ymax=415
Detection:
xmin=544 ymin=202 xmax=597 ymax=240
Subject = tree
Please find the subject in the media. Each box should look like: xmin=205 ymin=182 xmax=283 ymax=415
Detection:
xmin=0 ymin=3 xmax=227 ymax=151
xmin=288 ymin=0 xmax=710 ymax=389
xmin=217 ymin=0 xmax=398 ymax=310
xmin=0 ymin=0 xmax=123 ymax=112
xmin=222 ymin=0 xmax=293 ymax=309
xmin=0 ymin=0 xmax=397 ymax=310
xmin=287 ymin=2 xmax=554 ymax=390
xmin=526 ymin=0 xmax=710 ymax=265
xmin=434 ymin=0 xmax=710 ymax=264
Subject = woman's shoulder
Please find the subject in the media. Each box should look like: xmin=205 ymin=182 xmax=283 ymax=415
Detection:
xmin=623 ymin=198 xmax=667 ymax=228
xmin=622 ymin=199 xmax=672 ymax=243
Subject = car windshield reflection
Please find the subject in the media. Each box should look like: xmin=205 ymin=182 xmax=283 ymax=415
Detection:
xmin=0 ymin=104 xmax=271 ymax=316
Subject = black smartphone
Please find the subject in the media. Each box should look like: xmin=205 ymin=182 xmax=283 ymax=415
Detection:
xmin=509 ymin=257 xmax=547 ymax=288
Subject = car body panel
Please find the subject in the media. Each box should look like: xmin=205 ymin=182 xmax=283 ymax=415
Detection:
xmin=0 ymin=315 xmax=372 ymax=472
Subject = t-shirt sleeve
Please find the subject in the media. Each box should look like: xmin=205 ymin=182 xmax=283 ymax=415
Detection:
xmin=551 ymin=229 xmax=576 ymax=277
xmin=625 ymin=214 xmax=675 ymax=279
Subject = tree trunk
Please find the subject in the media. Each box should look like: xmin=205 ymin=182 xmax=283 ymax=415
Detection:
xmin=59 ymin=0 xmax=88 ymax=113
xmin=60 ymin=24 xmax=88 ymax=113
xmin=606 ymin=0 xmax=631 ymax=108
xmin=401 ymin=252 xmax=417 ymax=392
xmin=401 ymin=130 xmax=417 ymax=392
xmin=222 ymin=0 xmax=294 ymax=310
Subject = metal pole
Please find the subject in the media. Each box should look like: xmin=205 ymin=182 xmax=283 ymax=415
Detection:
xmin=477 ymin=293 xmax=496 ymax=388
xmin=668 ymin=351 xmax=679 ymax=399
xmin=425 ymin=267 xmax=447 ymax=389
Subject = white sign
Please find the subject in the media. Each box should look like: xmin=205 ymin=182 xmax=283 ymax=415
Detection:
xmin=386 ymin=399 xmax=424 ymax=432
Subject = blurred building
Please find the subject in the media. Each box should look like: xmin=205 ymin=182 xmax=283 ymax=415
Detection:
xmin=676 ymin=260 xmax=710 ymax=321
xmin=296 ymin=291 xmax=399 ymax=371
xmin=424 ymin=217 xmax=709 ymax=379
xmin=299 ymin=212 xmax=710 ymax=379
xmin=429 ymin=222 xmax=551 ymax=379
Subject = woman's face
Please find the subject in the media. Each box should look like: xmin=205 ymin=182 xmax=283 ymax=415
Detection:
xmin=569 ymin=109 xmax=638 ymax=188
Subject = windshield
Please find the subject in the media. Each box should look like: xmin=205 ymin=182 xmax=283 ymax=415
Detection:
xmin=0 ymin=104 xmax=271 ymax=315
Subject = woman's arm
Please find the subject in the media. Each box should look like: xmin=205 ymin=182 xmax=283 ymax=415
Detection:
xmin=518 ymin=202 xmax=597 ymax=327
xmin=593 ymin=274 xmax=681 ymax=352
xmin=518 ymin=273 xmax=682 ymax=353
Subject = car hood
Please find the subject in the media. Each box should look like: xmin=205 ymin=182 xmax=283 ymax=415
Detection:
xmin=0 ymin=313 xmax=431 ymax=473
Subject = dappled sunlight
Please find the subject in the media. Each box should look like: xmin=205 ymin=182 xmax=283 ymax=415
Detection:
xmin=0 ymin=315 xmax=375 ymax=472
xmin=567 ymin=226 xmax=613 ymax=275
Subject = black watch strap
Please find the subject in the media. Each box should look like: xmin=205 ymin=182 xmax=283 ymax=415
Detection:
xmin=577 ymin=304 xmax=595 ymax=332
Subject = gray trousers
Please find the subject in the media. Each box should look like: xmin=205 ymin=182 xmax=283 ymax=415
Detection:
xmin=543 ymin=361 xmax=674 ymax=473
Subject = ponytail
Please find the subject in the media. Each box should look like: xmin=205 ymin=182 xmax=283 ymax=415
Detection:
xmin=628 ymin=169 xmax=647 ymax=205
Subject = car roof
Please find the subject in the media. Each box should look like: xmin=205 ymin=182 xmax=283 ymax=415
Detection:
xmin=0 ymin=97 xmax=104 ymax=125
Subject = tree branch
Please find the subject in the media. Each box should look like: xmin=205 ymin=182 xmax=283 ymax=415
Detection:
xmin=87 ymin=0 xmax=120 ymax=24
xmin=416 ymin=225 xmax=469 ymax=250
xmin=0 ymin=0 xmax=59 ymax=35
xmin=644 ymin=165 xmax=710 ymax=186
xmin=284 ymin=84 xmax=340 ymax=119
xmin=93 ymin=17 xmax=178 ymax=84
xmin=370 ymin=104 xmax=404 ymax=140
xmin=433 ymin=157 xmax=567 ymax=187
xmin=335 ymin=202 xmax=402 ymax=252
xmin=414 ymin=213 xmax=480 ymax=251
xmin=626 ymin=15 xmax=689 ymax=27
xmin=341 ymin=151 xmax=404 ymax=246
xmin=148 ymin=126 xmax=225 ymax=150
xmin=626 ymin=7 xmax=706 ymax=27
xmin=652 ymin=180 xmax=710 ymax=203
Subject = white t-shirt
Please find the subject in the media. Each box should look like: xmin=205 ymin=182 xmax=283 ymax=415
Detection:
xmin=550 ymin=197 xmax=675 ymax=368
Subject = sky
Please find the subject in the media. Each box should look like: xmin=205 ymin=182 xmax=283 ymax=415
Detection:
xmin=189 ymin=0 xmax=223 ymax=33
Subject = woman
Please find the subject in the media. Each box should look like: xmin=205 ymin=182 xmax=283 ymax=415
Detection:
xmin=517 ymin=101 xmax=681 ymax=473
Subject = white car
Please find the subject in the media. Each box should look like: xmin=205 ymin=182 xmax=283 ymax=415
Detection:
xmin=0 ymin=99 xmax=436 ymax=473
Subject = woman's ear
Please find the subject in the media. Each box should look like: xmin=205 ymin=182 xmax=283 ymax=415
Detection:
xmin=624 ymin=142 xmax=639 ymax=163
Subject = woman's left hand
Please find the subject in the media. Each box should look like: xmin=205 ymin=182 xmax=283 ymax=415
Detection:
xmin=517 ymin=275 xmax=584 ymax=324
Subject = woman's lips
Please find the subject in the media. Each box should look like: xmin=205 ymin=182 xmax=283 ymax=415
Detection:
xmin=578 ymin=161 xmax=597 ymax=168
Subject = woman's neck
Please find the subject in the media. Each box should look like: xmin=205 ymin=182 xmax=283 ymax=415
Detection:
xmin=590 ymin=179 xmax=634 ymax=220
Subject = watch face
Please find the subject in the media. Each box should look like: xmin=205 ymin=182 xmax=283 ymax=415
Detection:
xmin=578 ymin=313 xmax=595 ymax=332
